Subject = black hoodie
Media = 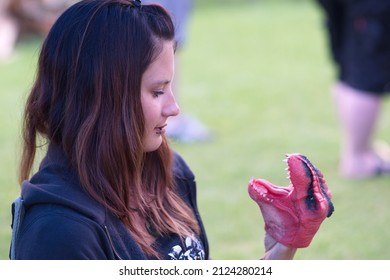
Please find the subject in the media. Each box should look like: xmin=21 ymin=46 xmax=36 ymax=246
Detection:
xmin=10 ymin=144 xmax=209 ymax=260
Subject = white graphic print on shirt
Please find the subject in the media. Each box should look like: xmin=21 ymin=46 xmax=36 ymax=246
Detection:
xmin=168 ymin=236 xmax=205 ymax=260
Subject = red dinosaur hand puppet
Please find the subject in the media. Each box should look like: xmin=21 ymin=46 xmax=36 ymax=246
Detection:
xmin=248 ymin=154 xmax=334 ymax=248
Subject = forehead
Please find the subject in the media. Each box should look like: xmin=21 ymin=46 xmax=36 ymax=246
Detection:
xmin=142 ymin=41 xmax=175 ymax=85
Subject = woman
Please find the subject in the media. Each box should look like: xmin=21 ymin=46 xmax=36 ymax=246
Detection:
xmin=10 ymin=0 xmax=307 ymax=260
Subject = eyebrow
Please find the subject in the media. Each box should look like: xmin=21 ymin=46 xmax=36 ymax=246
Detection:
xmin=150 ymin=80 xmax=170 ymax=88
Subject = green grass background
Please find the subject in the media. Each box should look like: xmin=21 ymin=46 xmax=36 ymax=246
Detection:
xmin=2 ymin=0 xmax=390 ymax=260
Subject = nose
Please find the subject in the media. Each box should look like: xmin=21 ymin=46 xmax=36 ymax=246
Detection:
xmin=163 ymin=92 xmax=180 ymax=117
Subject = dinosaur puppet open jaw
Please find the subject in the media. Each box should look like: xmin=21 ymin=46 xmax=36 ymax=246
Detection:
xmin=248 ymin=153 xmax=334 ymax=248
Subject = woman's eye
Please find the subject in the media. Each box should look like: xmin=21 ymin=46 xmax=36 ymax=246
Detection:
xmin=152 ymin=91 xmax=164 ymax=97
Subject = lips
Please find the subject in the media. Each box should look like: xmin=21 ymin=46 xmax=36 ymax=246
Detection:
xmin=155 ymin=124 xmax=167 ymax=135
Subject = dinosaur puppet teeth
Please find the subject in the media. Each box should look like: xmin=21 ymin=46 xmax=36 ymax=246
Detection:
xmin=248 ymin=153 xmax=334 ymax=248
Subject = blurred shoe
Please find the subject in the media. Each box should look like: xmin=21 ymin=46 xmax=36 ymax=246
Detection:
xmin=340 ymin=140 xmax=390 ymax=179
xmin=167 ymin=115 xmax=213 ymax=143
xmin=373 ymin=140 xmax=390 ymax=162
xmin=372 ymin=140 xmax=390 ymax=176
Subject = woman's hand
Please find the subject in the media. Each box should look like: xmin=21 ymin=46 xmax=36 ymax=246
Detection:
xmin=262 ymin=233 xmax=297 ymax=260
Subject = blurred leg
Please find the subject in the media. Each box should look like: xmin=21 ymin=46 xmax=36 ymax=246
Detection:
xmin=332 ymin=81 xmax=390 ymax=178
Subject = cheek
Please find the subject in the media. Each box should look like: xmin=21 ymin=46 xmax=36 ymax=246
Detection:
xmin=141 ymin=99 xmax=156 ymax=128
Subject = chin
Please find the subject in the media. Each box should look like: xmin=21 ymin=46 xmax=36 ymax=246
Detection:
xmin=144 ymin=140 xmax=163 ymax=152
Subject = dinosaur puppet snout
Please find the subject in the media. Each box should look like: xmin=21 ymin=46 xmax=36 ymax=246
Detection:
xmin=248 ymin=154 xmax=334 ymax=248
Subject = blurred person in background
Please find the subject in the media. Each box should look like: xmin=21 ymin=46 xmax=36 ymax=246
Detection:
xmin=0 ymin=0 xmax=18 ymax=61
xmin=317 ymin=0 xmax=390 ymax=179
xmin=0 ymin=0 xmax=75 ymax=62
xmin=143 ymin=0 xmax=213 ymax=143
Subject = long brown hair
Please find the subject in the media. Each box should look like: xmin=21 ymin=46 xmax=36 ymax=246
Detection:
xmin=19 ymin=0 xmax=199 ymax=258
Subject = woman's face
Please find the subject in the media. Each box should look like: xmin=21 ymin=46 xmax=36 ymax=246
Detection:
xmin=141 ymin=40 xmax=180 ymax=152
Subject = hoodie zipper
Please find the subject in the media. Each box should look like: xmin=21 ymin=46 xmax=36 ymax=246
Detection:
xmin=103 ymin=225 xmax=123 ymax=260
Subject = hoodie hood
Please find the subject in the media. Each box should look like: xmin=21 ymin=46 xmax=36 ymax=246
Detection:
xmin=21 ymin=144 xmax=106 ymax=224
